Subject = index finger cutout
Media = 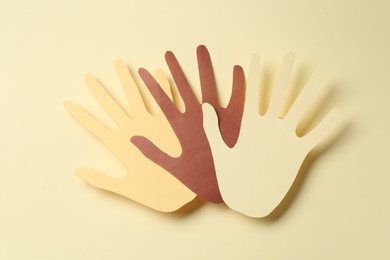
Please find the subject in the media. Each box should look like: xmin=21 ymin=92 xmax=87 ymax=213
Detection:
xmin=267 ymin=52 xmax=295 ymax=117
xmin=286 ymin=69 xmax=325 ymax=126
xmin=63 ymin=101 xmax=114 ymax=146
xmin=84 ymin=74 xmax=130 ymax=126
xmin=114 ymin=59 xmax=147 ymax=118
xmin=165 ymin=51 xmax=200 ymax=112
xmin=139 ymin=68 xmax=180 ymax=125
xmin=304 ymin=108 xmax=342 ymax=151
xmin=146 ymin=69 xmax=174 ymax=116
xmin=197 ymin=45 xmax=218 ymax=106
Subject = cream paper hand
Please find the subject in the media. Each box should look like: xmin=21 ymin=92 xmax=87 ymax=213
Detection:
xmin=64 ymin=60 xmax=195 ymax=212
xmin=202 ymin=53 xmax=341 ymax=217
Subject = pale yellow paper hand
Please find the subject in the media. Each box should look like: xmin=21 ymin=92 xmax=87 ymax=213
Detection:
xmin=203 ymin=53 xmax=341 ymax=217
xmin=64 ymin=60 xmax=195 ymax=212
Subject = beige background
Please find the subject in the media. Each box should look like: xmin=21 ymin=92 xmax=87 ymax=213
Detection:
xmin=1 ymin=0 xmax=389 ymax=259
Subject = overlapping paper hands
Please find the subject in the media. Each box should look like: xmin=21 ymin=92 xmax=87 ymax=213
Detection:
xmin=203 ymin=53 xmax=341 ymax=217
xmin=66 ymin=46 xmax=341 ymax=217
xmin=64 ymin=60 xmax=195 ymax=212
xmin=133 ymin=46 xmax=245 ymax=203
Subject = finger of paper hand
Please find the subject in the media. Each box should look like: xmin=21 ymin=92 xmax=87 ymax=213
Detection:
xmin=202 ymin=103 xmax=225 ymax=151
xmin=114 ymin=59 xmax=147 ymax=118
xmin=64 ymin=101 xmax=114 ymax=144
xmin=84 ymin=73 xmax=130 ymax=125
xmin=267 ymin=52 xmax=295 ymax=117
xmin=286 ymin=69 xmax=325 ymax=126
xmin=221 ymin=65 xmax=245 ymax=148
xmin=165 ymin=51 xmax=200 ymax=110
xmin=197 ymin=45 xmax=218 ymax=105
xmin=131 ymin=135 xmax=173 ymax=170
xmin=75 ymin=167 xmax=122 ymax=191
xmin=138 ymin=68 xmax=179 ymax=124
xmin=304 ymin=107 xmax=342 ymax=150
xmin=154 ymin=69 xmax=173 ymax=101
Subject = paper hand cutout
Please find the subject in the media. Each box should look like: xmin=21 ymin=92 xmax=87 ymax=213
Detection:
xmin=64 ymin=60 xmax=195 ymax=212
xmin=132 ymin=46 xmax=244 ymax=203
xmin=133 ymin=60 xmax=219 ymax=202
xmin=196 ymin=45 xmax=245 ymax=147
xmin=202 ymin=52 xmax=341 ymax=217
xmin=132 ymin=46 xmax=245 ymax=203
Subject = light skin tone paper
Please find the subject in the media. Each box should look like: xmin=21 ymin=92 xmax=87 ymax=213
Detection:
xmin=64 ymin=60 xmax=195 ymax=212
xmin=132 ymin=46 xmax=245 ymax=203
xmin=202 ymin=52 xmax=341 ymax=217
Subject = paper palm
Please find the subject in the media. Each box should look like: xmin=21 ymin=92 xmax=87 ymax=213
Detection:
xmin=202 ymin=53 xmax=341 ymax=217
xmin=64 ymin=60 xmax=195 ymax=212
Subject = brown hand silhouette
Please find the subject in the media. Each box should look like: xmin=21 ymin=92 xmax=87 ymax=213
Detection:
xmin=196 ymin=45 xmax=245 ymax=147
xmin=132 ymin=46 xmax=244 ymax=203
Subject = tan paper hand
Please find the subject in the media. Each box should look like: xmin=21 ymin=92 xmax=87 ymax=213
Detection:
xmin=203 ymin=53 xmax=341 ymax=217
xmin=64 ymin=60 xmax=195 ymax=212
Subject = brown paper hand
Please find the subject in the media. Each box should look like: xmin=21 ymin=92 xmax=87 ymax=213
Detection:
xmin=132 ymin=46 xmax=244 ymax=203
xmin=196 ymin=45 xmax=245 ymax=147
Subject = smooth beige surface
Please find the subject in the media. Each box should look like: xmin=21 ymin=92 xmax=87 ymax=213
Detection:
xmin=0 ymin=0 xmax=389 ymax=259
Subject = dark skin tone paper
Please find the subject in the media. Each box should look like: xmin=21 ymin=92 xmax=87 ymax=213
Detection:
xmin=196 ymin=45 xmax=245 ymax=148
xmin=132 ymin=45 xmax=245 ymax=203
